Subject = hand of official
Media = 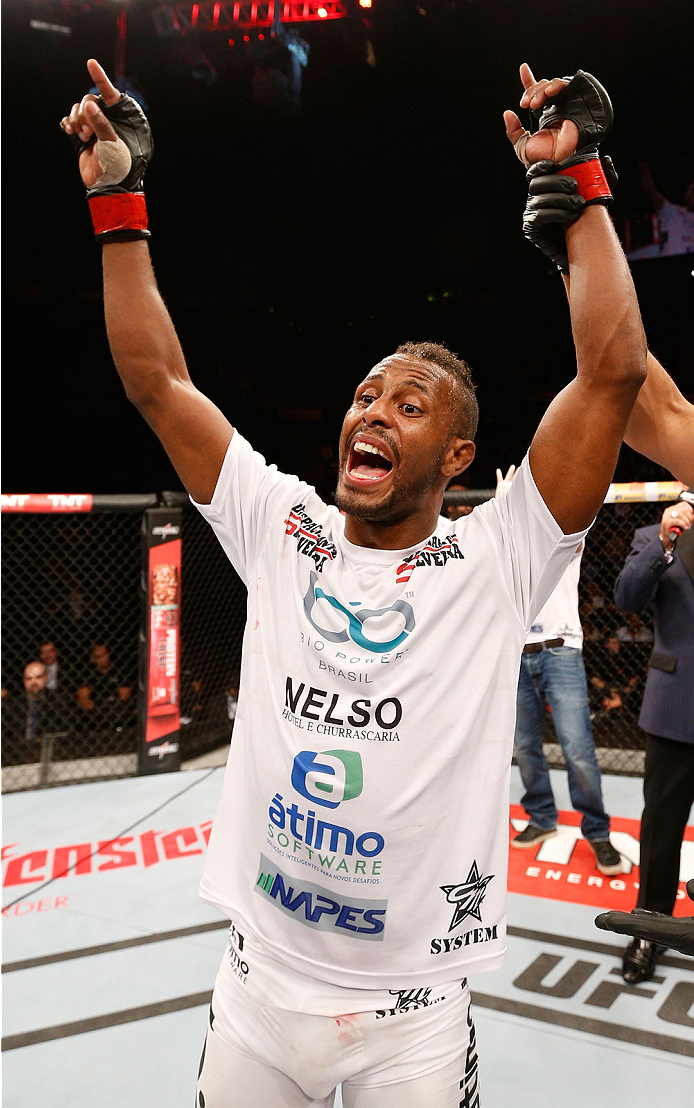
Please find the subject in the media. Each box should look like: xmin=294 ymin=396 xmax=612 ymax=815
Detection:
xmin=60 ymin=58 xmax=152 ymax=242
xmin=659 ymin=501 xmax=694 ymax=549
xmin=495 ymin=465 xmax=517 ymax=498
xmin=595 ymin=880 xmax=694 ymax=957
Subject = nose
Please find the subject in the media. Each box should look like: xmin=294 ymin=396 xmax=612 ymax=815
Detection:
xmin=362 ymin=393 xmax=393 ymax=427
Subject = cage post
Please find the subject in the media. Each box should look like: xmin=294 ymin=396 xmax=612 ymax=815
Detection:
xmin=137 ymin=507 xmax=183 ymax=774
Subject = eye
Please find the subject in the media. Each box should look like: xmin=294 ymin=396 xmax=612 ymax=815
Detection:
xmin=358 ymin=392 xmax=376 ymax=405
xmin=402 ymin=403 xmax=421 ymax=415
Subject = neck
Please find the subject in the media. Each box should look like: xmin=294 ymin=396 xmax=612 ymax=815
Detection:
xmin=343 ymin=502 xmax=444 ymax=550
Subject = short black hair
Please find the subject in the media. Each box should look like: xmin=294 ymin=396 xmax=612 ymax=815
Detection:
xmin=395 ymin=340 xmax=479 ymax=440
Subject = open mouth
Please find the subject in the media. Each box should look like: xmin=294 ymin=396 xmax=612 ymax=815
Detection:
xmin=346 ymin=439 xmax=395 ymax=486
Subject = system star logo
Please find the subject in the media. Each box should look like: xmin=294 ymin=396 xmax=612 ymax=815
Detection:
xmin=440 ymin=862 xmax=494 ymax=932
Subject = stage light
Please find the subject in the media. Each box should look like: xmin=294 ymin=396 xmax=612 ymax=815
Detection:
xmin=30 ymin=19 xmax=71 ymax=34
xmin=359 ymin=0 xmax=372 ymax=7
xmin=317 ymin=6 xmax=328 ymax=16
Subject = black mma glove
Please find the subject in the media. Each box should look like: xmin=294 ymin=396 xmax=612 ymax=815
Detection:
xmin=523 ymin=156 xmax=619 ymax=272
xmin=519 ymin=71 xmax=617 ymax=271
xmin=69 ymin=93 xmax=153 ymax=242
xmin=595 ymin=879 xmax=694 ymax=957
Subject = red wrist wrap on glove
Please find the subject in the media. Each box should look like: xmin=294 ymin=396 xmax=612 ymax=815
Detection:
xmin=88 ymin=193 xmax=148 ymax=237
xmin=557 ymin=159 xmax=611 ymax=204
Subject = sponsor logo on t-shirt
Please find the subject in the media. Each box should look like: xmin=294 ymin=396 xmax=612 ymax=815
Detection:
xmin=254 ymin=852 xmax=387 ymax=940
xmin=268 ymin=789 xmax=385 ymax=859
xmin=266 ymin=749 xmax=386 ymax=882
xmin=441 ymin=861 xmax=494 ymax=931
xmin=285 ymin=505 xmax=337 ymax=572
xmin=396 ymin=534 xmax=464 ymax=583
xmin=429 ymin=861 xmax=498 ymax=957
xmin=303 ymin=571 xmax=416 ymax=654
xmin=291 ymin=749 xmax=363 ymax=809
xmin=283 ymin=676 xmax=402 ymax=739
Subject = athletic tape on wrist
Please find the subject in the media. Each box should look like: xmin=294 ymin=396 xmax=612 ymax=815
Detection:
xmin=88 ymin=193 xmax=149 ymax=238
xmin=557 ymin=159 xmax=611 ymax=204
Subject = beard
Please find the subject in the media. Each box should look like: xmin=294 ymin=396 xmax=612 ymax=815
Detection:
xmin=334 ymin=444 xmax=447 ymax=524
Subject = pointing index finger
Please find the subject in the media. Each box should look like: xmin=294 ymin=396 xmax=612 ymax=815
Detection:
xmin=86 ymin=58 xmax=121 ymax=107
xmin=519 ymin=63 xmax=536 ymax=91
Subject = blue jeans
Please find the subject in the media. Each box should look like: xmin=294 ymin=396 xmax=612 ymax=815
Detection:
xmin=514 ymin=645 xmax=610 ymax=840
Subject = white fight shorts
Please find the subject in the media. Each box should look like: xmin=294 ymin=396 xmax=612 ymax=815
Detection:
xmin=196 ymin=922 xmax=480 ymax=1108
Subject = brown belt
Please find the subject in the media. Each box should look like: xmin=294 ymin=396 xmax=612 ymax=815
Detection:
xmin=523 ymin=638 xmax=564 ymax=654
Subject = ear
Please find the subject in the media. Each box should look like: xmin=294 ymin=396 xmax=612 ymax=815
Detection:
xmin=440 ymin=437 xmax=475 ymax=479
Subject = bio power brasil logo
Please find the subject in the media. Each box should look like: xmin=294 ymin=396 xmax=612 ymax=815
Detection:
xmin=303 ymin=571 xmax=415 ymax=654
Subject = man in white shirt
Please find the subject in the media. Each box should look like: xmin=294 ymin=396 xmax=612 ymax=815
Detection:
xmin=493 ymin=470 xmax=621 ymax=874
xmin=507 ymin=533 xmax=622 ymax=873
xmin=62 ymin=60 xmax=653 ymax=1107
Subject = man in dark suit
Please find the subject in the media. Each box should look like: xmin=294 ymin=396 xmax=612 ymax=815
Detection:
xmin=1 ymin=662 xmax=68 ymax=766
xmin=613 ymin=496 xmax=694 ymax=983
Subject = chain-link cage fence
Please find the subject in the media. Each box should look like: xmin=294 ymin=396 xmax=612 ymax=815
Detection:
xmin=2 ymin=484 xmax=681 ymax=791
xmin=174 ymin=500 xmax=247 ymax=764
xmin=1 ymin=496 xmax=248 ymax=791
xmin=1 ymin=507 xmax=143 ymax=790
xmin=577 ymin=500 xmax=665 ymax=776
xmin=443 ymin=488 xmax=681 ymax=776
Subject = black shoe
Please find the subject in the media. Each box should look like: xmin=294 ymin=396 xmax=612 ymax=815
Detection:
xmin=622 ymin=938 xmax=660 ymax=984
xmin=511 ymin=824 xmax=558 ymax=849
xmin=588 ymin=838 xmax=622 ymax=875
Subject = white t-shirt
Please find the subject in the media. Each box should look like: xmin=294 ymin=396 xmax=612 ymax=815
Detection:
xmin=628 ymin=198 xmax=694 ymax=260
xmin=525 ymin=543 xmax=584 ymax=649
xmin=192 ymin=432 xmax=588 ymax=989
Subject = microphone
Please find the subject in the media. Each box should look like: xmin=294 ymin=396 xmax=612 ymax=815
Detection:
xmin=668 ymin=488 xmax=694 ymax=547
xmin=668 ymin=524 xmax=682 ymax=546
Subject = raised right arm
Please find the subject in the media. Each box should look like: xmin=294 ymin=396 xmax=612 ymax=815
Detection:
xmin=102 ymin=240 xmax=233 ymax=504
xmin=62 ymin=59 xmax=232 ymax=504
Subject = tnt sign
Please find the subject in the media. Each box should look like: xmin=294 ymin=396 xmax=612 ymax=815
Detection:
xmin=508 ymin=805 xmax=694 ymax=915
xmin=1 ymin=493 xmax=93 ymax=513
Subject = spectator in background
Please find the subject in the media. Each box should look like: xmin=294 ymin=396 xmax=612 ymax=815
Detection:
xmin=226 ymin=682 xmax=239 ymax=724
xmin=1 ymin=662 xmax=67 ymax=764
xmin=497 ymin=467 xmax=622 ymax=876
xmin=613 ymin=497 xmax=694 ymax=984
xmin=628 ymin=163 xmax=694 ymax=260
xmin=76 ymin=642 xmax=132 ymax=732
xmin=37 ymin=640 xmax=62 ymax=691
xmin=616 ymin=612 xmax=653 ymax=644
xmin=445 ymin=480 xmax=475 ymax=520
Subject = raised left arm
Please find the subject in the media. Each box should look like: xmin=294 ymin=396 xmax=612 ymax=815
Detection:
xmin=528 ymin=204 xmax=646 ymax=532
xmin=504 ymin=65 xmax=647 ymax=534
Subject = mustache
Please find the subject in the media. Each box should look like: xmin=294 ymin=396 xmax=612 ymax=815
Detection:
xmin=344 ymin=430 xmax=400 ymax=466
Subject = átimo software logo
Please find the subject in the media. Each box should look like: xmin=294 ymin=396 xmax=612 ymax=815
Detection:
xmin=291 ymin=749 xmax=363 ymax=810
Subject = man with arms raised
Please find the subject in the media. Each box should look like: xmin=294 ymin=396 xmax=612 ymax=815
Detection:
xmin=62 ymin=60 xmax=658 ymax=1106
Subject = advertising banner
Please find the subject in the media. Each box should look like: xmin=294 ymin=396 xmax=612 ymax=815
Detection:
xmin=138 ymin=508 xmax=182 ymax=774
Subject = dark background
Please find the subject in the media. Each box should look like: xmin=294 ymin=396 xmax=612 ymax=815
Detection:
xmin=3 ymin=0 xmax=693 ymax=499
